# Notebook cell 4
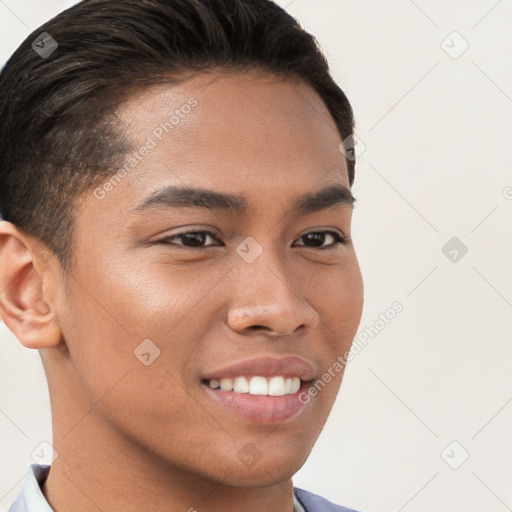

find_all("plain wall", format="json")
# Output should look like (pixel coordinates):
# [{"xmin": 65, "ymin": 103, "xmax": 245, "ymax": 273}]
[{"xmin": 1, "ymin": 1, "xmax": 511, "ymax": 511}]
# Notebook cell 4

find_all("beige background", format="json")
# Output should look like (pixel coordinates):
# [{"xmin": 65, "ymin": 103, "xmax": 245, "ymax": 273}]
[{"xmin": 1, "ymin": 1, "xmax": 511, "ymax": 511}]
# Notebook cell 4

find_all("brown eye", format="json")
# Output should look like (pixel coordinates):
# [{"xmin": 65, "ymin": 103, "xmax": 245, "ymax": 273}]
[
  {"xmin": 293, "ymin": 231, "xmax": 347, "ymax": 249},
  {"xmin": 157, "ymin": 230, "xmax": 221, "ymax": 248}
]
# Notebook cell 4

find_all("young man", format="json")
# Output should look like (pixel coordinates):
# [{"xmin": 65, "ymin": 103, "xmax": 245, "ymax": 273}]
[{"xmin": 0, "ymin": 1, "xmax": 364, "ymax": 511}]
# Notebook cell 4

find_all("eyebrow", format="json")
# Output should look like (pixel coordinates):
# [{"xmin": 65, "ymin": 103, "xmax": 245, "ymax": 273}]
[{"xmin": 131, "ymin": 183, "xmax": 355, "ymax": 216}]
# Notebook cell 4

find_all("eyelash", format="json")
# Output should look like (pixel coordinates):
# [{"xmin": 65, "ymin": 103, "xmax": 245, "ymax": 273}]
[{"xmin": 156, "ymin": 229, "xmax": 349, "ymax": 250}]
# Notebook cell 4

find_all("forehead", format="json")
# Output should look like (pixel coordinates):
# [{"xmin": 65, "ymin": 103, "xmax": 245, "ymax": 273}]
[
  {"xmin": 120, "ymin": 71, "xmax": 346, "ymax": 174},
  {"xmin": 120, "ymin": 69, "xmax": 337, "ymax": 137},
  {"xmin": 86, "ymin": 71, "xmax": 350, "ymax": 222}
]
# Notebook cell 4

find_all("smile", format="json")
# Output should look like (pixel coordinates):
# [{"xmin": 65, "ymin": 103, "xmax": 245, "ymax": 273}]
[
  {"xmin": 206, "ymin": 375, "xmax": 302, "ymax": 396},
  {"xmin": 200, "ymin": 356, "xmax": 316, "ymax": 424}
]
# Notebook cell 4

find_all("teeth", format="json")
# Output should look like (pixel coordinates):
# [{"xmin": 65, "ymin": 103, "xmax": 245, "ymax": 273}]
[
  {"xmin": 208, "ymin": 379, "xmax": 220, "ymax": 389},
  {"xmin": 268, "ymin": 376, "xmax": 286, "ymax": 396},
  {"xmin": 206, "ymin": 376, "xmax": 302, "ymax": 396},
  {"xmin": 233, "ymin": 376, "xmax": 249, "ymax": 393},
  {"xmin": 219, "ymin": 378, "xmax": 233, "ymax": 391},
  {"xmin": 249, "ymin": 376, "xmax": 268, "ymax": 395},
  {"xmin": 290, "ymin": 377, "xmax": 301, "ymax": 393}
]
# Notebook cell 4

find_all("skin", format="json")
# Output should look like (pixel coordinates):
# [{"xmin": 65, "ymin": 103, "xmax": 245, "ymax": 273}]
[{"xmin": 0, "ymin": 70, "xmax": 363, "ymax": 512}]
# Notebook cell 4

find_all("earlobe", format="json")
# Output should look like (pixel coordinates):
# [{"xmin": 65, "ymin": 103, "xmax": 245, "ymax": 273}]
[{"xmin": 0, "ymin": 221, "xmax": 62, "ymax": 349}]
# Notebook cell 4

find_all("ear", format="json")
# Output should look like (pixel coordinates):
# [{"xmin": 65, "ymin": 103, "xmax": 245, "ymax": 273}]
[{"xmin": 0, "ymin": 220, "xmax": 62, "ymax": 349}]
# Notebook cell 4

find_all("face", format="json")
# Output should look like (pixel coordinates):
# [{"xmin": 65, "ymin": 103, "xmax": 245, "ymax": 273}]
[{"xmin": 52, "ymin": 71, "xmax": 363, "ymax": 487}]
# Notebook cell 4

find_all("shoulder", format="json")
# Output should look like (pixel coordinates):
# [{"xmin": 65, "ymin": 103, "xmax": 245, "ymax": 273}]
[{"xmin": 294, "ymin": 487, "xmax": 362, "ymax": 512}]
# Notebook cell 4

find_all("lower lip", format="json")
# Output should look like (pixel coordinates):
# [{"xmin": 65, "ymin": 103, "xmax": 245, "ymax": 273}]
[{"xmin": 202, "ymin": 381, "xmax": 313, "ymax": 424}]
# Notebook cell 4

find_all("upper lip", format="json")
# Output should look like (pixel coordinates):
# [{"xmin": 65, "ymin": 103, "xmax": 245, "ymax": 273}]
[{"xmin": 201, "ymin": 355, "xmax": 315, "ymax": 381}]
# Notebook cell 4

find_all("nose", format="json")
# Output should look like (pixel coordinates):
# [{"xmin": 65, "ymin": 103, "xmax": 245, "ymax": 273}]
[{"xmin": 226, "ymin": 256, "xmax": 319, "ymax": 337}]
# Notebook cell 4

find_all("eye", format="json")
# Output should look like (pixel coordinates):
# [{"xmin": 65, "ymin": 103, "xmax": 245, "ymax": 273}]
[
  {"xmin": 292, "ymin": 231, "xmax": 349, "ymax": 249},
  {"xmin": 155, "ymin": 229, "xmax": 349, "ymax": 250},
  {"xmin": 156, "ymin": 230, "xmax": 221, "ymax": 248}
]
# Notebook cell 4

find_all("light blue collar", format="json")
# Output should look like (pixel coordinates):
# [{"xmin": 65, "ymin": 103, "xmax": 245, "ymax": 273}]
[{"xmin": 8, "ymin": 464, "xmax": 52, "ymax": 512}]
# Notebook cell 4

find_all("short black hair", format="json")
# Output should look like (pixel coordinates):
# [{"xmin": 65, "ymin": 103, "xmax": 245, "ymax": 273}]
[{"xmin": 0, "ymin": 0, "xmax": 356, "ymax": 272}]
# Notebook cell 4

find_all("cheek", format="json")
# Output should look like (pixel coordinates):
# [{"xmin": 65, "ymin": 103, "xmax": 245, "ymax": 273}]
[
  {"xmin": 58, "ymin": 256, "xmax": 228, "ymax": 398},
  {"xmin": 294, "ymin": 256, "xmax": 363, "ymax": 404},
  {"xmin": 335, "ymin": 260, "xmax": 364, "ymax": 330},
  {"xmin": 305, "ymin": 255, "xmax": 364, "ymax": 336},
  {"xmin": 94, "ymin": 367, "xmax": 208, "ymax": 445},
  {"xmin": 56, "ymin": 268, "xmax": 224, "ymax": 463}
]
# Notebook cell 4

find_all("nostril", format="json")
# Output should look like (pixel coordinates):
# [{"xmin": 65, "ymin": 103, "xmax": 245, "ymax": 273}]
[{"xmin": 247, "ymin": 325, "xmax": 268, "ymax": 330}]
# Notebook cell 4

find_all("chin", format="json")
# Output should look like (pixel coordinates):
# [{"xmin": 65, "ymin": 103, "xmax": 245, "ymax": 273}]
[
  {"xmin": 215, "ymin": 463, "xmax": 299, "ymax": 488},
  {"xmin": 171, "ymin": 446, "xmax": 308, "ymax": 489},
  {"xmin": 220, "ymin": 446, "xmax": 309, "ymax": 488}
]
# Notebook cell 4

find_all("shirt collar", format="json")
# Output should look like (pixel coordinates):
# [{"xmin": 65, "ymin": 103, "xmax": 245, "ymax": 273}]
[
  {"xmin": 293, "ymin": 491, "xmax": 307, "ymax": 512},
  {"xmin": 8, "ymin": 464, "xmax": 53, "ymax": 512}
]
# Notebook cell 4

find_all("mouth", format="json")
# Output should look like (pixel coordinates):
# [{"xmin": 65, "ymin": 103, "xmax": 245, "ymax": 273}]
[
  {"xmin": 203, "ymin": 375, "xmax": 304, "ymax": 396},
  {"xmin": 200, "ymin": 356, "xmax": 316, "ymax": 424}
]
